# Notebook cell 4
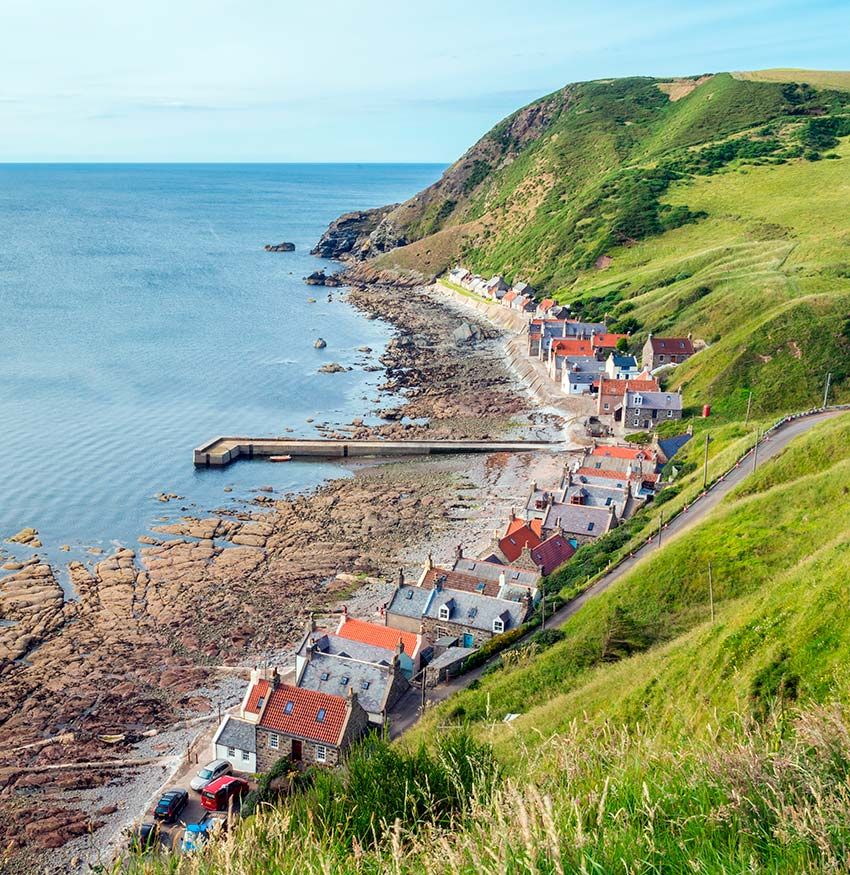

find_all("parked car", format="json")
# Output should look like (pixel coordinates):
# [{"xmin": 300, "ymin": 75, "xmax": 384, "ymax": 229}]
[
  {"xmin": 127, "ymin": 822, "xmax": 161, "ymax": 852},
  {"xmin": 190, "ymin": 759, "xmax": 232, "ymax": 792},
  {"xmin": 153, "ymin": 788, "xmax": 189, "ymax": 822},
  {"xmin": 200, "ymin": 776, "xmax": 249, "ymax": 812}
]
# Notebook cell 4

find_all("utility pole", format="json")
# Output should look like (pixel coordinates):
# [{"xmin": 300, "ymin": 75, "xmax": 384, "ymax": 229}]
[
  {"xmin": 702, "ymin": 431, "xmax": 710, "ymax": 489},
  {"xmin": 752, "ymin": 428, "xmax": 760, "ymax": 473},
  {"xmin": 824, "ymin": 372, "xmax": 832, "ymax": 408},
  {"xmin": 744, "ymin": 391, "xmax": 753, "ymax": 425},
  {"xmin": 657, "ymin": 510, "xmax": 664, "ymax": 549},
  {"xmin": 708, "ymin": 561, "xmax": 715, "ymax": 622}
]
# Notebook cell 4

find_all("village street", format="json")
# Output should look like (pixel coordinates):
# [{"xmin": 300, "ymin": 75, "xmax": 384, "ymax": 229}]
[{"xmin": 389, "ymin": 408, "xmax": 841, "ymax": 737}]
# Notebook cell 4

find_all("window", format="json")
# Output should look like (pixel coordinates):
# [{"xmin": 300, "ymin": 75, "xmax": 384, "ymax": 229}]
[
  {"xmin": 633, "ymin": 419, "xmax": 639, "ymax": 427},
  {"xmin": 256, "ymin": 697, "xmax": 264, "ymax": 710},
  {"xmin": 605, "ymin": 497, "xmax": 612, "ymax": 506},
  {"xmin": 316, "ymin": 708, "xmax": 326, "ymax": 723},
  {"xmin": 361, "ymin": 681, "xmax": 370, "ymax": 690},
  {"xmin": 284, "ymin": 700, "xmax": 294, "ymax": 715},
  {"xmin": 438, "ymin": 604, "xmax": 450, "ymax": 621},
  {"xmin": 594, "ymin": 462, "xmax": 602, "ymax": 469},
  {"xmin": 404, "ymin": 589, "xmax": 414, "ymax": 600},
  {"xmin": 241, "ymin": 749, "xmax": 249, "ymax": 761},
  {"xmin": 340, "ymin": 675, "xmax": 349, "ymax": 685},
  {"xmin": 603, "ymin": 402, "xmax": 610, "ymax": 411},
  {"xmin": 320, "ymin": 672, "xmax": 329, "ymax": 681},
  {"xmin": 587, "ymin": 522, "xmax": 595, "ymax": 532},
  {"xmin": 492, "ymin": 618, "xmax": 505, "ymax": 634},
  {"xmin": 316, "ymin": 744, "xmax": 328, "ymax": 763},
  {"xmin": 227, "ymin": 747, "xmax": 236, "ymax": 758},
  {"xmin": 269, "ymin": 733, "xmax": 279, "ymax": 750},
  {"xmin": 667, "ymin": 409, "xmax": 673, "ymax": 417}
]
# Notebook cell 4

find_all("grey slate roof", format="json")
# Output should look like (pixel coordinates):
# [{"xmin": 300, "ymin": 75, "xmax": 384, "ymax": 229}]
[
  {"xmin": 386, "ymin": 584, "xmax": 433, "ymax": 620},
  {"xmin": 611, "ymin": 354, "xmax": 638, "ymax": 369},
  {"xmin": 298, "ymin": 651, "xmax": 396, "ymax": 715},
  {"xmin": 451, "ymin": 558, "xmax": 539, "ymax": 590},
  {"xmin": 563, "ymin": 483, "xmax": 628, "ymax": 514},
  {"xmin": 297, "ymin": 632, "xmax": 394, "ymax": 665},
  {"xmin": 624, "ymin": 390, "xmax": 683, "ymax": 411},
  {"xmin": 659, "ymin": 432, "xmax": 692, "ymax": 461},
  {"xmin": 423, "ymin": 587, "xmax": 526, "ymax": 633},
  {"xmin": 216, "ymin": 716, "xmax": 256, "ymax": 754},
  {"xmin": 427, "ymin": 646, "xmax": 477, "ymax": 672},
  {"xmin": 543, "ymin": 502, "xmax": 614, "ymax": 537}
]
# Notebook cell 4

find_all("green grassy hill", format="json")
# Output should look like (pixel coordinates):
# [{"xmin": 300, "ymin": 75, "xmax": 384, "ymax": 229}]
[
  {"xmin": 359, "ymin": 70, "xmax": 850, "ymax": 418},
  {"xmin": 124, "ymin": 415, "xmax": 850, "ymax": 874}
]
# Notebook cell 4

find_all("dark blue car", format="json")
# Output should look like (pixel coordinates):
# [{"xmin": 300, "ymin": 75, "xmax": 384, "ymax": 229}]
[{"xmin": 153, "ymin": 788, "xmax": 188, "ymax": 822}]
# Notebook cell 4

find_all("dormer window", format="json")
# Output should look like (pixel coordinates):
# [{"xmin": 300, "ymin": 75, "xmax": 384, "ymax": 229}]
[
  {"xmin": 438, "ymin": 604, "xmax": 450, "ymax": 621},
  {"xmin": 492, "ymin": 618, "xmax": 505, "ymax": 634}
]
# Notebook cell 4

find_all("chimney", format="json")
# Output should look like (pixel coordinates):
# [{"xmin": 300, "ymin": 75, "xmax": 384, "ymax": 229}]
[
  {"xmin": 435, "ymin": 575, "xmax": 443, "ymax": 593},
  {"xmin": 396, "ymin": 638, "xmax": 405, "ymax": 656},
  {"xmin": 455, "ymin": 543, "xmax": 463, "ymax": 560},
  {"xmin": 347, "ymin": 686, "xmax": 355, "ymax": 700},
  {"xmin": 498, "ymin": 571, "xmax": 506, "ymax": 590},
  {"xmin": 510, "ymin": 507, "xmax": 516, "ymax": 521},
  {"xmin": 687, "ymin": 332, "xmax": 693, "ymax": 341},
  {"xmin": 342, "ymin": 605, "xmax": 348, "ymax": 617},
  {"xmin": 426, "ymin": 553, "xmax": 433, "ymax": 570},
  {"xmin": 531, "ymin": 480, "xmax": 537, "ymax": 493},
  {"xmin": 271, "ymin": 667, "xmax": 281, "ymax": 688},
  {"xmin": 398, "ymin": 567, "xmax": 405, "ymax": 586},
  {"xmin": 306, "ymin": 614, "xmax": 316, "ymax": 635}
]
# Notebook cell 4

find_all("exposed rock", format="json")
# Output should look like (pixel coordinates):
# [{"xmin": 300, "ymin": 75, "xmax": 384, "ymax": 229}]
[
  {"xmin": 7, "ymin": 527, "xmax": 42, "ymax": 548},
  {"xmin": 313, "ymin": 337, "xmax": 327, "ymax": 349},
  {"xmin": 311, "ymin": 205, "xmax": 402, "ymax": 260},
  {"xmin": 318, "ymin": 362, "xmax": 348, "ymax": 374},
  {"xmin": 452, "ymin": 321, "xmax": 483, "ymax": 344},
  {"xmin": 305, "ymin": 270, "xmax": 328, "ymax": 286},
  {"xmin": 264, "ymin": 241, "xmax": 295, "ymax": 252}
]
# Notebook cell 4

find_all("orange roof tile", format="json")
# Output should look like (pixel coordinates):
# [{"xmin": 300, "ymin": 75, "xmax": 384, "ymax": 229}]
[
  {"xmin": 245, "ymin": 679, "xmax": 270, "ymax": 714},
  {"xmin": 336, "ymin": 617, "xmax": 420, "ymax": 657},
  {"xmin": 550, "ymin": 338, "xmax": 593, "ymax": 357},
  {"xmin": 598, "ymin": 378, "xmax": 660, "ymax": 397},
  {"xmin": 575, "ymin": 467, "xmax": 630, "ymax": 481},
  {"xmin": 503, "ymin": 290, "xmax": 518, "ymax": 304},
  {"xmin": 592, "ymin": 333, "xmax": 627, "ymax": 348},
  {"xmin": 259, "ymin": 683, "xmax": 350, "ymax": 745},
  {"xmin": 498, "ymin": 518, "xmax": 543, "ymax": 562},
  {"xmin": 539, "ymin": 298, "xmax": 556, "ymax": 310},
  {"xmin": 591, "ymin": 445, "xmax": 649, "ymax": 461},
  {"xmin": 530, "ymin": 534, "xmax": 576, "ymax": 575}
]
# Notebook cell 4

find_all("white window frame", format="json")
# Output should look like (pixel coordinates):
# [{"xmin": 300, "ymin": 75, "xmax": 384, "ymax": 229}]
[
  {"xmin": 227, "ymin": 746, "xmax": 236, "ymax": 758},
  {"xmin": 316, "ymin": 744, "xmax": 328, "ymax": 763},
  {"xmin": 269, "ymin": 733, "xmax": 279, "ymax": 750},
  {"xmin": 492, "ymin": 618, "xmax": 505, "ymax": 634},
  {"xmin": 241, "ymin": 749, "xmax": 249, "ymax": 761},
  {"xmin": 438, "ymin": 605, "xmax": 450, "ymax": 621}
]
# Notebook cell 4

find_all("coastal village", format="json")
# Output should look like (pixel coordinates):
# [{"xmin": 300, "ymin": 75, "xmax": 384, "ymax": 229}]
[{"xmin": 161, "ymin": 265, "xmax": 701, "ymax": 850}]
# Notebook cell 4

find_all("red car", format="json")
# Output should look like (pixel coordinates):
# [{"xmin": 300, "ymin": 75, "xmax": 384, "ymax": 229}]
[{"xmin": 200, "ymin": 776, "xmax": 249, "ymax": 812}]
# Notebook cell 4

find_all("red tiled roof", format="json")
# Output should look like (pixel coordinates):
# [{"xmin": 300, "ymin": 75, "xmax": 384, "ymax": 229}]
[
  {"xmin": 245, "ymin": 679, "xmax": 270, "ymax": 714},
  {"xmin": 550, "ymin": 338, "xmax": 593, "ymax": 357},
  {"xmin": 598, "ymin": 378, "xmax": 660, "ymax": 397},
  {"xmin": 539, "ymin": 298, "xmax": 556, "ymax": 311},
  {"xmin": 259, "ymin": 683, "xmax": 350, "ymax": 745},
  {"xmin": 420, "ymin": 567, "xmax": 502, "ymax": 597},
  {"xmin": 575, "ymin": 467, "xmax": 629, "ymax": 481},
  {"xmin": 498, "ymin": 518, "xmax": 543, "ymax": 563},
  {"xmin": 649, "ymin": 336, "xmax": 695, "ymax": 355},
  {"xmin": 337, "ymin": 617, "xmax": 420, "ymax": 657},
  {"xmin": 530, "ymin": 534, "xmax": 576, "ymax": 575},
  {"xmin": 591, "ymin": 445, "xmax": 650, "ymax": 461},
  {"xmin": 503, "ymin": 290, "xmax": 518, "ymax": 304},
  {"xmin": 592, "ymin": 333, "xmax": 627, "ymax": 348}
]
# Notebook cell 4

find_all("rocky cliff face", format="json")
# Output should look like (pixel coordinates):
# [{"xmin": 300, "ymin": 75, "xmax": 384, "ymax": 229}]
[{"xmin": 311, "ymin": 204, "xmax": 405, "ymax": 260}]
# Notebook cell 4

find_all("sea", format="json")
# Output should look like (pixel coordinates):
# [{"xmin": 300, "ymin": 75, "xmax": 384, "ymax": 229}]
[{"xmin": 0, "ymin": 164, "xmax": 444, "ymax": 578}]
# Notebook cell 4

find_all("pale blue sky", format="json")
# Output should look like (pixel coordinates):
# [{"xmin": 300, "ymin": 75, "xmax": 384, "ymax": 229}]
[{"xmin": 1, "ymin": 0, "xmax": 848, "ymax": 162}]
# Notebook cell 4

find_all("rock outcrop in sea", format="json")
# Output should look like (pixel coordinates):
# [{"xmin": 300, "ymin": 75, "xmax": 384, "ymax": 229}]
[
  {"xmin": 264, "ymin": 241, "xmax": 295, "ymax": 252},
  {"xmin": 311, "ymin": 205, "xmax": 406, "ymax": 261}
]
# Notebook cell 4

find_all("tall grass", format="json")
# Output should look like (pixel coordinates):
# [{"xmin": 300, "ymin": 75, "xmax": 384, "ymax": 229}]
[{"xmin": 117, "ymin": 705, "xmax": 850, "ymax": 873}]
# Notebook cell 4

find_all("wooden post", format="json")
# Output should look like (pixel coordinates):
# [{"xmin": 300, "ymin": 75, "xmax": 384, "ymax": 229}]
[
  {"xmin": 708, "ymin": 561, "xmax": 715, "ymax": 622},
  {"xmin": 744, "ymin": 391, "xmax": 753, "ymax": 425},
  {"xmin": 702, "ymin": 431, "xmax": 710, "ymax": 489},
  {"xmin": 657, "ymin": 510, "xmax": 664, "ymax": 549},
  {"xmin": 752, "ymin": 428, "xmax": 760, "ymax": 473}
]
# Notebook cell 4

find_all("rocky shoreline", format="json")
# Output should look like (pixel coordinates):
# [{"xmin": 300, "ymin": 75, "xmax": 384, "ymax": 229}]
[{"xmin": 0, "ymin": 272, "xmax": 558, "ymax": 872}]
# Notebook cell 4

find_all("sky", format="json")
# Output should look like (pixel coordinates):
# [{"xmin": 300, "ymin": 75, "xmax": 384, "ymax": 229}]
[{"xmin": 1, "ymin": 0, "xmax": 848, "ymax": 162}]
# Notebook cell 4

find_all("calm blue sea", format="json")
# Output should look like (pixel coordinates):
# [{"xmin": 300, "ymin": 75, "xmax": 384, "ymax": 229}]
[{"xmin": 0, "ymin": 164, "xmax": 443, "ymax": 572}]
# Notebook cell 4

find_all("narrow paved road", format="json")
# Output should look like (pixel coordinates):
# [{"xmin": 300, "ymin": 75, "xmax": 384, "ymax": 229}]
[{"xmin": 389, "ymin": 409, "xmax": 841, "ymax": 737}]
